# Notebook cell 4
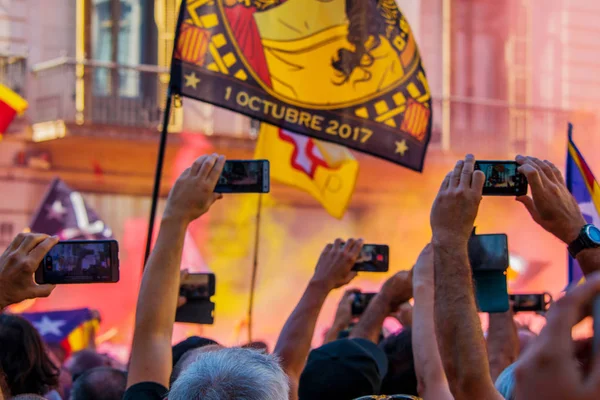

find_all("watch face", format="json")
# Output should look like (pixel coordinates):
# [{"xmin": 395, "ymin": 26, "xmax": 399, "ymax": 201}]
[{"xmin": 586, "ymin": 225, "xmax": 600, "ymax": 244}]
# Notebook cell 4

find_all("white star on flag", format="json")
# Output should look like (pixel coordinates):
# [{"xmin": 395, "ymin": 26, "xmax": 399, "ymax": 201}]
[
  {"xmin": 579, "ymin": 202, "xmax": 600, "ymax": 226},
  {"xmin": 46, "ymin": 200, "xmax": 67, "ymax": 221},
  {"xmin": 33, "ymin": 316, "xmax": 66, "ymax": 336}
]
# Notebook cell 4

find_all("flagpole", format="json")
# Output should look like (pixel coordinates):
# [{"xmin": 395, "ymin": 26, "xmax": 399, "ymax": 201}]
[
  {"xmin": 143, "ymin": 87, "xmax": 173, "ymax": 268},
  {"xmin": 247, "ymin": 193, "xmax": 263, "ymax": 343}
]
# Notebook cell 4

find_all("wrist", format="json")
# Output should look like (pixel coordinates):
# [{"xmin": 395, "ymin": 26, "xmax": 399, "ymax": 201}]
[
  {"xmin": 307, "ymin": 278, "xmax": 333, "ymax": 295},
  {"xmin": 563, "ymin": 220, "xmax": 587, "ymax": 245},
  {"xmin": 161, "ymin": 211, "xmax": 192, "ymax": 228},
  {"xmin": 432, "ymin": 232, "xmax": 469, "ymax": 248}
]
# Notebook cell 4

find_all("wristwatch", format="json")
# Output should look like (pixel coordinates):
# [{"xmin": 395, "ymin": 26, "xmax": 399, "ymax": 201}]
[{"xmin": 568, "ymin": 224, "xmax": 600, "ymax": 258}]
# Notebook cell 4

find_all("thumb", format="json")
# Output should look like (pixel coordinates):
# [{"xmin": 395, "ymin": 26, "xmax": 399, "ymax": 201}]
[
  {"xmin": 516, "ymin": 195, "xmax": 538, "ymax": 218},
  {"xmin": 30, "ymin": 284, "xmax": 56, "ymax": 299}
]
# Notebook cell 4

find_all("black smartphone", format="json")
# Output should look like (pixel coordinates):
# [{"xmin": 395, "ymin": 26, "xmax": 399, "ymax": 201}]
[
  {"xmin": 509, "ymin": 293, "xmax": 552, "ymax": 313},
  {"xmin": 352, "ymin": 244, "xmax": 389, "ymax": 272},
  {"xmin": 176, "ymin": 273, "xmax": 216, "ymax": 325},
  {"xmin": 474, "ymin": 161, "xmax": 528, "ymax": 196},
  {"xmin": 214, "ymin": 160, "xmax": 270, "ymax": 193},
  {"xmin": 468, "ymin": 233, "xmax": 509, "ymax": 272},
  {"xmin": 35, "ymin": 240, "xmax": 119, "ymax": 284},
  {"xmin": 469, "ymin": 233, "xmax": 509, "ymax": 313},
  {"xmin": 179, "ymin": 273, "xmax": 216, "ymax": 300},
  {"xmin": 351, "ymin": 292, "xmax": 377, "ymax": 316}
]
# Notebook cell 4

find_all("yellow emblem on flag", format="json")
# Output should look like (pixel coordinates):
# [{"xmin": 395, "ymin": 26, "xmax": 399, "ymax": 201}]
[{"xmin": 254, "ymin": 123, "xmax": 359, "ymax": 219}]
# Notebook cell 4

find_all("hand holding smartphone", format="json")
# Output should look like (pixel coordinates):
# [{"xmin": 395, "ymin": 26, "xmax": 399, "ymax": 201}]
[
  {"xmin": 475, "ymin": 161, "xmax": 528, "ymax": 196},
  {"xmin": 176, "ymin": 273, "xmax": 216, "ymax": 325},
  {"xmin": 509, "ymin": 293, "xmax": 552, "ymax": 313},
  {"xmin": 35, "ymin": 240, "xmax": 120, "ymax": 284},
  {"xmin": 351, "ymin": 292, "xmax": 377, "ymax": 316},
  {"xmin": 214, "ymin": 160, "xmax": 270, "ymax": 193}
]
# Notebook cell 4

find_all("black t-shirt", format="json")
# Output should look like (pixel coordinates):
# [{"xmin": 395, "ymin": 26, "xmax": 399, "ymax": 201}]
[{"xmin": 123, "ymin": 382, "xmax": 168, "ymax": 400}]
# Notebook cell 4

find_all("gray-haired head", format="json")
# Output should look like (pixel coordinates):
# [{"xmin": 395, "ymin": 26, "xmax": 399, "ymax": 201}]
[
  {"xmin": 495, "ymin": 362, "xmax": 518, "ymax": 400},
  {"xmin": 169, "ymin": 347, "xmax": 289, "ymax": 400}
]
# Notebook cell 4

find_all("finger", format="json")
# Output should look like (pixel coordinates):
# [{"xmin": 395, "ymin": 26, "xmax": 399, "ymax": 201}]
[
  {"xmin": 471, "ymin": 170, "xmax": 486, "ymax": 192},
  {"xmin": 180, "ymin": 269, "xmax": 190, "ymax": 281},
  {"xmin": 346, "ymin": 238, "xmax": 363, "ymax": 256},
  {"xmin": 460, "ymin": 154, "xmax": 475, "ymax": 188},
  {"xmin": 27, "ymin": 236, "xmax": 59, "ymax": 269},
  {"xmin": 191, "ymin": 155, "xmax": 209, "ymax": 175},
  {"xmin": 207, "ymin": 155, "xmax": 226, "ymax": 187},
  {"xmin": 544, "ymin": 160, "xmax": 565, "ymax": 184},
  {"xmin": 198, "ymin": 154, "xmax": 218, "ymax": 178},
  {"xmin": 529, "ymin": 157, "xmax": 555, "ymax": 182},
  {"xmin": 439, "ymin": 172, "xmax": 452, "ymax": 191},
  {"xmin": 323, "ymin": 243, "xmax": 333, "ymax": 254},
  {"xmin": 29, "ymin": 284, "xmax": 56, "ymax": 299},
  {"xmin": 516, "ymin": 195, "xmax": 538, "ymax": 219},
  {"xmin": 177, "ymin": 296, "xmax": 187, "ymax": 308},
  {"xmin": 450, "ymin": 160, "xmax": 464, "ymax": 188},
  {"xmin": 16, "ymin": 233, "xmax": 50, "ymax": 255},
  {"xmin": 6, "ymin": 232, "xmax": 28, "ymax": 253},
  {"xmin": 517, "ymin": 164, "xmax": 544, "ymax": 192},
  {"xmin": 515, "ymin": 154, "xmax": 526, "ymax": 165},
  {"xmin": 333, "ymin": 238, "xmax": 344, "ymax": 250}
]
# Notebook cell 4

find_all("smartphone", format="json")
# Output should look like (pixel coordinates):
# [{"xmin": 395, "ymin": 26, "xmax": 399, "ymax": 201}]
[
  {"xmin": 509, "ymin": 293, "xmax": 552, "ymax": 313},
  {"xmin": 35, "ymin": 240, "xmax": 119, "ymax": 284},
  {"xmin": 473, "ymin": 270, "xmax": 510, "ymax": 313},
  {"xmin": 474, "ymin": 161, "xmax": 528, "ymax": 196},
  {"xmin": 179, "ymin": 273, "xmax": 216, "ymax": 300},
  {"xmin": 176, "ymin": 273, "xmax": 216, "ymax": 325},
  {"xmin": 352, "ymin": 244, "xmax": 389, "ymax": 272},
  {"xmin": 351, "ymin": 292, "xmax": 377, "ymax": 316},
  {"xmin": 214, "ymin": 160, "xmax": 270, "ymax": 193},
  {"xmin": 468, "ymin": 233, "xmax": 509, "ymax": 271}
]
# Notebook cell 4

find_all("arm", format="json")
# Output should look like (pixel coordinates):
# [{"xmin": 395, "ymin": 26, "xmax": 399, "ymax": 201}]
[
  {"xmin": 323, "ymin": 289, "xmax": 358, "ymax": 345},
  {"xmin": 486, "ymin": 310, "xmax": 519, "ymax": 382},
  {"xmin": 412, "ymin": 244, "xmax": 453, "ymax": 400},
  {"xmin": 350, "ymin": 270, "xmax": 412, "ymax": 343},
  {"xmin": 274, "ymin": 239, "xmax": 362, "ymax": 400},
  {"xmin": 127, "ymin": 154, "xmax": 225, "ymax": 389},
  {"xmin": 431, "ymin": 155, "xmax": 503, "ymax": 400},
  {"xmin": 515, "ymin": 155, "xmax": 600, "ymax": 277}
]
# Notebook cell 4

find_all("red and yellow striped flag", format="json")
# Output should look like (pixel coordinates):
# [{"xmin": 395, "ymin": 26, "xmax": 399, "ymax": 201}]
[{"xmin": 0, "ymin": 83, "xmax": 28, "ymax": 140}]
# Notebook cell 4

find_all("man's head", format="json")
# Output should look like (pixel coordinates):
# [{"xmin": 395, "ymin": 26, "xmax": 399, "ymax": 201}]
[
  {"xmin": 378, "ymin": 329, "xmax": 418, "ymax": 396},
  {"xmin": 64, "ymin": 350, "xmax": 112, "ymax": 382},
  {"xmin": 0, "ymin": 314, "xmax": 59, "ymax": 396},
  {"xmin": 169, "ymin": 347, "xmax": 289, "ymax": 400},
  {"xmin": 69, "ymin": 367, "xmax": 126, "ymax": 400}
]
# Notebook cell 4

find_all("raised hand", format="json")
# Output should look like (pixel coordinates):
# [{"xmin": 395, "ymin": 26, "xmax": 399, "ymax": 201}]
[
  {"xmin": 311, "ymin": 239, "xmax": 363, "ymax": 291},
  {"xmin": 163, "ymin": 154, "xmax": 226, "ymax": 224},
  {"xmin": 430, "ymin": 154, "xmax": 485, "ymax": 245},
  {"xmin": 516, "ymin": 155, "xmax": 586, "ymax": 244},
  {"xmin": 333, "ymin": 288, "xmax": 360, "ymax": 327},
  {"xmin": 514, "ymin": 272, "xmax": 600, "ymax": 400},
  {"xmin": 0, "ymin": 233, "xmax": 59, "ymax": 309}
]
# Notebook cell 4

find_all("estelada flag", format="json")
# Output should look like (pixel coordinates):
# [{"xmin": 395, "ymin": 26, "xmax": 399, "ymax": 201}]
[
  {"xmin": 0, "ymin": 83, "xmax": 28, "ymax": 139},
  {"xmin": 21, "ymin": 308, "xmax": 99, "ymax": 357},
  {"xmin": 566, "ymin": 123, "xmax": 600, "ymax": 285},
  {"xmin": 170, "ymin": 0, "xmax": 432, "ymax": 171},
  {"xmin": 255, "ymin": 123, "xmax": 358, "ymax": 218}
]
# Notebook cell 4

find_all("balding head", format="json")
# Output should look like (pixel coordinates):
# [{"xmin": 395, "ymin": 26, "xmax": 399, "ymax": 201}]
[{"xmin": 69, "ymin": 367, "xmax": 126, "ymax": 400}]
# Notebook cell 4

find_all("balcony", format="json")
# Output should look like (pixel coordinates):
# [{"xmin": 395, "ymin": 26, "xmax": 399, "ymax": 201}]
[{"xmin": 29, "ymin": 58, "xmax": 174, "ymax": 139}]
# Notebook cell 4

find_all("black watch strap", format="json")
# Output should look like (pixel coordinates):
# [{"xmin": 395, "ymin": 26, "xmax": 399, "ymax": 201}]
[{"xmin": 568, "ymin": 235, "xmax": 587, "ymax": 258}]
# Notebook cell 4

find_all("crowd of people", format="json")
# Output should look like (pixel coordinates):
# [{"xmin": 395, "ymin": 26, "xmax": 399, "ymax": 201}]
[{"xmin": 0, "ymin": 153, "xmax": 599, "ymax": 399}]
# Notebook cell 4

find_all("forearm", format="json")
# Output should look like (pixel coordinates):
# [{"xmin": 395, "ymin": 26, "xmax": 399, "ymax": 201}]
[
  {"xmin": 487, "ymin": 312, "xmax": 519, "ymax": 382},
  {"xmin": 274, "ymin": 281, "xmax": 330, "ymax": 380},
  {"xmin": 576, "ymin": 248, "xmax": 600, "ymax": 278},
  {"xmin": 413, "ymin": 285, "xmax": 452, "ymax": 400},
  {"xmin": 133, "ymin": 216, "xmax": 187, "ymax": 334},
  {"xmin": 433, "ymin": 240, "xmax": 497, "ymax": 400},
  {"xmin": 349, "ymin": 295, "xmax": 391, "ymax": 343},
  {"xmin": 323, "ymin": 321, "xmax": 347, "ymax": 344}
]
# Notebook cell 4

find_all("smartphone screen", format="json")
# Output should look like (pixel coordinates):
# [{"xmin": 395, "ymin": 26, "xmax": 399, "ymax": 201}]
[
  {"xmin": 180, "ymin": 273, "xmax": 215, "ymax": 300},
  {"xmin": 36, "ymin": 240, "xmax": 119, "ymax": 284},
  {"xmin": 214, "ymin": 160, "xmax": 270, "ymax": 193},
  {"xmin": 352, "ymin": 244, "xmax": 389, "ymax": 272},
  {"xmin": 473, "ymin": 270, "xmax": 510, "ymax": 313},
  {"xmin": 468, "ymin": 234, "xmax": 509, "ymax": 271},
  {"xmin": 352, "ymin": 292, "xmax": 377, "ymax": 316},
  {"xmin": 475, "ymin": 161, "xmax": 528, "ymax": 196},
  {"xmin": 509, "ymin": 293, "xmax": 551, "ymax": 313}
]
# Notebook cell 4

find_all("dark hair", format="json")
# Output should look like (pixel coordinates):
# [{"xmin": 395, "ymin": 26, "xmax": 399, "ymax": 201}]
[
  {"xmin": 0, "ymin": 314, "xmax": 60, "ymax": 396},
  {"xmin": 70, "ymin": 367, "xmax": 127, "ymax": 400},
  {"xmin": 65, "ymin": 349, "xmax": 109, "ymax": 382},
  {"xmin": 378, "ymin": 329, "xmax": 418, "ymax": 396},
  {"xmin": 331, "ymin": 0, "xmax": 385, "ymax": 86}
]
